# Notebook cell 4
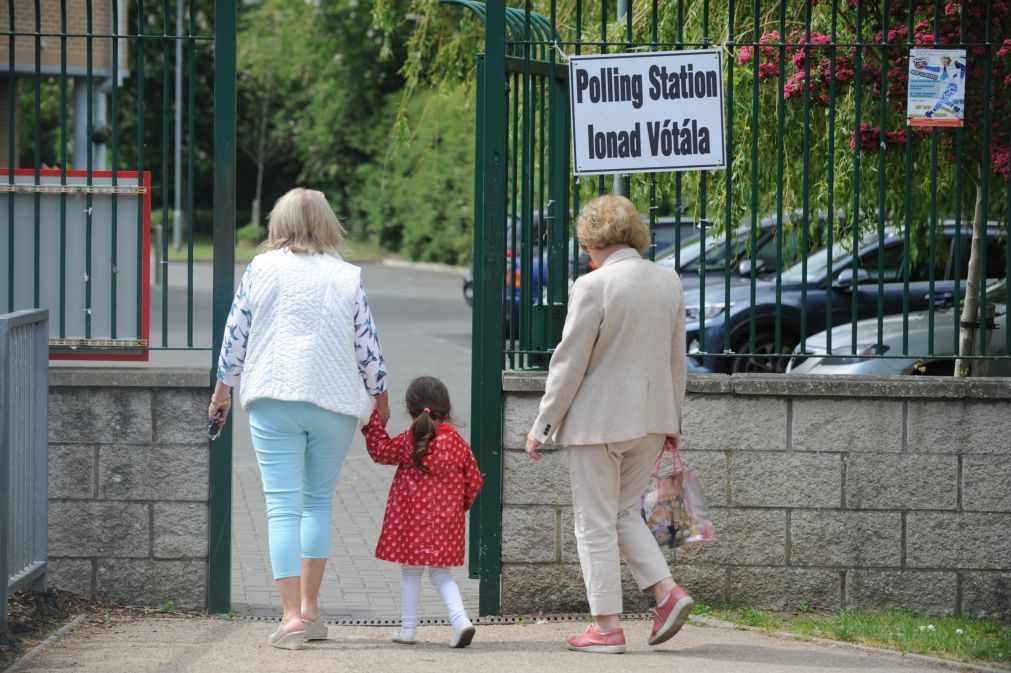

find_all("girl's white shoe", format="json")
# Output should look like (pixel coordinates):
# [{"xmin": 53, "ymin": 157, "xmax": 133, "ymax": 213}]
[
  {"xmin": 449, "ymin": 618, "xmax": 476, "ymax": 648},
  {"xmin": 392, "ymin": 628, "xmax": 417, "ymax": 644}
]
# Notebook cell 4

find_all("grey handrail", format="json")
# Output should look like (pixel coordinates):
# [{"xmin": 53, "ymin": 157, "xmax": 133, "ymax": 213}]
[{"xmin": 1, "ymin": 309, "xmax": 49, "ymax": 633}]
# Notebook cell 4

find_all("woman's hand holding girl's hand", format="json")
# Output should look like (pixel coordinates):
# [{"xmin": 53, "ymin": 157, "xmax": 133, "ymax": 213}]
[{"xmin": 525, "ymin": 434, "xmax": 543, "ymax": 461}]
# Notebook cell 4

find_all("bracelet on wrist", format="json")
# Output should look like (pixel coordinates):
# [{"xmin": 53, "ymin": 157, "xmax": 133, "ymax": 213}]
[{"xmin": 210, "ymin": 394, "xmax": 231, "ymax": 408}]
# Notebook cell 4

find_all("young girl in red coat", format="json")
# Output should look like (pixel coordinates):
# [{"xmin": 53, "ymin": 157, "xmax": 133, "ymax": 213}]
[{"xmin": 362, "ymin": 376, "xmax": 484, "ymax": 648}]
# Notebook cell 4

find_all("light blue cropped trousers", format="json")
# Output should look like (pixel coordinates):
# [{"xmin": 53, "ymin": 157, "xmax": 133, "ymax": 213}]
[{"xmin": 247, "ymin": 399, "xmax": 357, "ymax": 579}]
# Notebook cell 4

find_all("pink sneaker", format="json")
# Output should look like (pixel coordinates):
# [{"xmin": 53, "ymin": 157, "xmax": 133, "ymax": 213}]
[
  {"xmin": 648, "ymin": 585, "xmax": 694, "ymax": 646},
  {"xmin": 566, "ymin": 625, "xmax": 626, "ymax": 654}
]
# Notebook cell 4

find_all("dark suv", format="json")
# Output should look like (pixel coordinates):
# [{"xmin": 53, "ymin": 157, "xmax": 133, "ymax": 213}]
[{"xmin": 685, "ymin": 223, "xmax": 1008, "ymax": 373}]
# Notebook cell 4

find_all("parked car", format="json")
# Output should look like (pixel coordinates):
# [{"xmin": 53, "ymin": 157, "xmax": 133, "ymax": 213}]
[
  {"xmin": 656, "ymin": 213, "xmax": 831, "ymax": 291},
  {"xmin": 786, "ymin": 279, "xmax": 1009, "ymax": 376},
  {"xmin": 684, "ymin": 222, "xmax": 1008, "ymax": 374}
]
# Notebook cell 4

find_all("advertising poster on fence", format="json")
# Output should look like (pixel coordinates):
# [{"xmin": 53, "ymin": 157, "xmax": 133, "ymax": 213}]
[
  {"xmin": 569, "ymin": 49, "xmax": 726, "ymax": 176},
  {"xmin": 907, "ymin": 48, "xmax": 967, "ymax": 127}
]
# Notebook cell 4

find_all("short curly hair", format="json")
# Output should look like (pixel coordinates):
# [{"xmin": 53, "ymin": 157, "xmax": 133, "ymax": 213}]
[{"xmin": 575, "ymin": 195, "xmax": 650, "ymax": 254}]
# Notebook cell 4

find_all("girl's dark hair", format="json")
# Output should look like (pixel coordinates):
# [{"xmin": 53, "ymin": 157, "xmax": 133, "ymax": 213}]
[{"xmin": 406, "ymin": 376, "xmax": 452, "ymax": 473}]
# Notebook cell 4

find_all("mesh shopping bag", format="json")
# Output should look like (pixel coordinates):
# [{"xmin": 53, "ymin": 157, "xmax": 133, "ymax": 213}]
[{"xmin": 641, "ymin": 437, "xmax": 715, "ymax": 549}]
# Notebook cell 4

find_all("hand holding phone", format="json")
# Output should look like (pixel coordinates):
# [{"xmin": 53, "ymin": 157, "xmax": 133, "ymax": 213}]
[{"xmin": 208, "ymin": 411, "xmax": 225, "ymax": 440}]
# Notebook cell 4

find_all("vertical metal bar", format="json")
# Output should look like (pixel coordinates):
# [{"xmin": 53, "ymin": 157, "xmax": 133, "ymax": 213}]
[
  {"xmin": 851, "ymin": 1, "xmax": 863, "ymax": 351},
  {"xmin": 549, "ymin": 0, "xmax": 569, "ymax": 331},
  {"xmin": 900, "ymin": 0, "xmax": 914, "ymax": 356},
  {"xmin": 475, "ymin": 0, "xmax": 507, "ymax": 616},
  {"xmin": 136, "ymin": 0, "xmax": 146, "ymax": 341},
  {"xmin": 59, "ymin": 0, "xmax": 68, "ymax": 337},
  {"xmin": 468, "ymin": 54, "xmax": 485, "ymax": 580},
  {"xmin": 697, "ymin": 0, "xmax": 710, "ymax": 352},
  {"xmin": 0, "ymin": 315, "xmax": 9, "ymax": 634},
  {"xmin": 875, "ymin": 0, "xmax": 889, "ymax": 353},
  {"xmin": 774, "ymin": 0, "xmax": 786, "ymax": 355},
  {"xmin": 647, "ymin": 0, "xmax": 657, "ymax": 263},
  {"xmin": 674, "ymin": 0, "xmax": 683, "ymax": 270},
  {"xmin": 825, "ymin": 0, "xmax": 839, "ymax": 355},
  {"xmin": 162, "ymin": 0, "xmax": 171, "ymax": 346},
  {"xmin": 6, "ymin": 0, "xmax": 14, "ymax": 314},
  {"xmin": 799, "ymin": 1, "xmax": 813, "ymax": 355},
  {"xmin": 521, "ymin": 4, "xmax": 532, "ymax": 352},
  {"xmin": 509, "ymin": 72, "xmax": 519, "ymax": 363},
  {"xmin": 32, "ymin": 312, "xmax": 47, "ymax": 590},
  {"xmin": 33, "ymin": 0, "xmax": 41, "ymax": 309},
  {"xmin": 927, "ymin": 0, "xmax": 942, "ymax": 355},
  {"xmin": 85, "ymin": 0, "xmax": 94, "ymax": 339},
  {"xmin": 597, "ymin": 0, "xmax": 605, "ymax": 195},
  {"xmin": 747, "ymin": 0, "xmax": 759, "ymax": 353},
  {"xmin": 187, "ymin": 0, "xmax": 196, "ymax": 347},
  {"xmin": 210, "ymin": 0, "xmax": 237, "ymax": 614},
  {"xmin": 110, "ymin": 0, "xmax": 120, "ymax": 339},
  {"xmin": 721, "ymin": 0, "xmax": 735, "ymax": 353},
  {"xmin": 977, "ymin": 1, "xmax": 993, "ymax": 358},
  {"xmin": 951, "ymin": 2, "xmax": 965, "ymax": 353}
]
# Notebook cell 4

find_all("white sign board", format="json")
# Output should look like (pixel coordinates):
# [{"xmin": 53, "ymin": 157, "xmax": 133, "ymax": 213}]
[
  {"xmin": 569, "ymin": 50, "xmax": 726, "ymax": 176},
  {"xmin": 907, "ymin": 48, "xmax": 967, "ymax": 128}
]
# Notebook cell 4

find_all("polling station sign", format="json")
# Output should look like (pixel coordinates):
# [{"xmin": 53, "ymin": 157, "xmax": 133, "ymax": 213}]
[{"xmin": 569, "ymin": 50, "xmax": 726, "ymax": 176}]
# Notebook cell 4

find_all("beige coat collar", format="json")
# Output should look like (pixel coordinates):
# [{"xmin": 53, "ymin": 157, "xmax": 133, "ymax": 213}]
[{"xmin": 600, "ymin": 247, "xmax": 640, "ymax": 267}]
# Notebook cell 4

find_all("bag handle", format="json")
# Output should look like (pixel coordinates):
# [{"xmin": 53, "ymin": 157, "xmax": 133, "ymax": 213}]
[{"xmin": 654, "ymin": 436, "xmax": 686, "ymax": 476}]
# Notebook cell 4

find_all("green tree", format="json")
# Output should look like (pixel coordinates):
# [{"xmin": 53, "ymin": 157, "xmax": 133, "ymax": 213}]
[
  {"xmin": 237, "ymin": 0, "xmax": 319, "ymax": 229},
  {"xmin": 356, "ymin": 86, "xmax": 475, "ymax": 263}
]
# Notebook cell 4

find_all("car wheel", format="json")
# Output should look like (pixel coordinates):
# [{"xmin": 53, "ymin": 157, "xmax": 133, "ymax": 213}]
[{"xmin": 731, "ymin": 331, "xmax": 798, "ymax": 374}]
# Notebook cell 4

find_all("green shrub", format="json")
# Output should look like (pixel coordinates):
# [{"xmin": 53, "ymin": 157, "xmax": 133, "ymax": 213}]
[{"xmin": 236, "ymin": 222, "xmax": 266, "ymax": 245}]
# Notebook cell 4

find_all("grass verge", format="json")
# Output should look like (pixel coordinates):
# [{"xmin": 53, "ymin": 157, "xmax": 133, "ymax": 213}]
[{"xmin": 693, "ymin": 604, "xmax": 1011, "ymax": 666}]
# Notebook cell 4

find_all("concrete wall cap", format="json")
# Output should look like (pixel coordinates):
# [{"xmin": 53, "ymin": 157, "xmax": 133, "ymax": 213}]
[
  {"xmin": 502, "ymin": 371, "xmax": 548, "ymax": 392},
  {"xmin": 504, "ymin": 370, "xmax": 1011, "ymax": 399},
  {"xmin": 49, "ymin": 366, "xmax": 209, "ymax": 389}
]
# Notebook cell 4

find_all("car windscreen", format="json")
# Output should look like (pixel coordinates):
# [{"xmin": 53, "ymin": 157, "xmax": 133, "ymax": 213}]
[{"xmin": 780, "ymin": 242, "xmax": 853, "ymax": 283}]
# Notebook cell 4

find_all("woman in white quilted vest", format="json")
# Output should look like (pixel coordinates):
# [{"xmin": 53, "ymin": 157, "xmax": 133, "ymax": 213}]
[{"xmin": 208, "ymin": 187, "xmax": 389, "ymax": 650}]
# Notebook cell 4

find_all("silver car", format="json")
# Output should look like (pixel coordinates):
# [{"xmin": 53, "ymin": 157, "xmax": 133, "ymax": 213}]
[{"xmin": 787, "ymin": 280, "xmax": 1009, "ymax": 376}]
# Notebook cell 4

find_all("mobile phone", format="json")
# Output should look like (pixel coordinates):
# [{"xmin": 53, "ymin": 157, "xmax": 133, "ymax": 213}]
[{"xmin": 208, "ymin": 413, "xmax": 224, "ymax": 440}]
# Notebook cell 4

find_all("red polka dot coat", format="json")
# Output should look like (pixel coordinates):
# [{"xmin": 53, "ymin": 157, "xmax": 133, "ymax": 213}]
[{"xmin": 362, "ymin": 410, "xmax": 484, "ymax": 567}]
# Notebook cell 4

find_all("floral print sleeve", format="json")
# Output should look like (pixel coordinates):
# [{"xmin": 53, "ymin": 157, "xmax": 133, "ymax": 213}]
[
  {"xmin": 216, "ymin": 264, "xmax": 253, "ymax": 386},
  {"xmin": 355, "ymin": 281, "xmax": 387, "ymax": 395}
]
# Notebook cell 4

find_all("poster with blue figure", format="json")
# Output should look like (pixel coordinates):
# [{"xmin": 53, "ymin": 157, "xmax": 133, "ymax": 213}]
[{"xmin": 907, "ymin": 48, "xmax": 967, "ymax": 127}]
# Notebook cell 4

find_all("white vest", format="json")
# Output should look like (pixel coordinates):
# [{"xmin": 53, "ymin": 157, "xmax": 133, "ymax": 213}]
[{"xmin": 239, "ymin": 250, "xmax": 374, "ymax": 425}]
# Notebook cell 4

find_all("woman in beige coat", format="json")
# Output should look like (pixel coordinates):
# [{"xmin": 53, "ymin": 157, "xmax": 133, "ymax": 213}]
[{"xmin": 525, "ymin": 195, "xmax": 692, "ymax": 654}]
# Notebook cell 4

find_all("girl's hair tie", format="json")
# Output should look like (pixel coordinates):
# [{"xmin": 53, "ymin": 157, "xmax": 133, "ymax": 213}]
[{"xmin": 423, "ymin": 407, "xmax": 431, "ymax": 415}]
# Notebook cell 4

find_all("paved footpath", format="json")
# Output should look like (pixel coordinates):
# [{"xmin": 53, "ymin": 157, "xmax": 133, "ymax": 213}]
[
  {"xmin": 229, "ymin": 264, "xmax": 478, "ymax": 620},
  {"xmin": 14, "ymin": 616, "xmax": 978, "ymax": 673}
]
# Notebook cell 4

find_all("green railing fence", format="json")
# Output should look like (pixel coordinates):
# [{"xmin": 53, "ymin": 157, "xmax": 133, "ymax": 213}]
[
  {"xmin": 464, "ymin": 0, "xmax": 1010, "ymax": 614},
  {"xmin": 1, "ymin": 0, "xmax": 236, "ymax": 611}
]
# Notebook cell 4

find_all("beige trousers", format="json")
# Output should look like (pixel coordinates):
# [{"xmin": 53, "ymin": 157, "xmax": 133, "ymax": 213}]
[{"xmin": 568, "ymin": 433, "xmax": 673, "ymax": 616}]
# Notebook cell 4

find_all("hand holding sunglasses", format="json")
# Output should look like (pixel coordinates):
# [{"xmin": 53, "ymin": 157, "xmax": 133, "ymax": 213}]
[{"xmin": 208, "ymin": 393, "xmax": 232, "ymax": 441}]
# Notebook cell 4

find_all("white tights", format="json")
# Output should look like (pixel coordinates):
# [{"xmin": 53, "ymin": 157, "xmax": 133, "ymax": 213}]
[{"xmin": 400, "ymin": 565, "xmax": 469, "ymax": 629}]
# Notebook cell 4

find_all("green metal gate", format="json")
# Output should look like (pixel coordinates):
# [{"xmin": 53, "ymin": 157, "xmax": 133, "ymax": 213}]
[
  {"xmin": 1, "ymin": 0, "xmax": 237, "ymax": 612},
  {"xmin": 461, "ymin": 0, "xmax": 1010, "ymax": 616}
]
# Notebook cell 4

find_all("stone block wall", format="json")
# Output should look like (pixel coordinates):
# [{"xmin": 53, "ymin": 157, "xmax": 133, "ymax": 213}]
[
  {"xmin": 501, "ymin": 372, "xmax": 1011, "ymax": 619},
  {"xmin": 47, "ymin": 367, "xmax": 210, "ymax": 609}
]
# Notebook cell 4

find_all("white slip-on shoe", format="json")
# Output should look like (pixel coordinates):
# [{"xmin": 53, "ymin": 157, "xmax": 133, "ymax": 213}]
[
  {"xmin": 449, "ymin": 619, "xmax": 476, "ymax": 648},
  {"xmin": 302, "ymin": 619, "xmax": 328, "ymax": 641},
  {"xmin": 392, "ymin": 627, "xmax": 417, "ymax": 644},
  {"xmin": 267, "ymin": 623, "xmax": 305, "ymax": 650}
]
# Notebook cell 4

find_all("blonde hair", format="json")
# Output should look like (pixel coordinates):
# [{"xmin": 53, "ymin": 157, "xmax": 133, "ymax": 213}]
[
  {"xmin": 261, "ymin": 187, "xmax": 346, "ymax": 253},
  {"xmin": 575, "ymin": 195, "xmax": 650, "ymax": 254}
]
